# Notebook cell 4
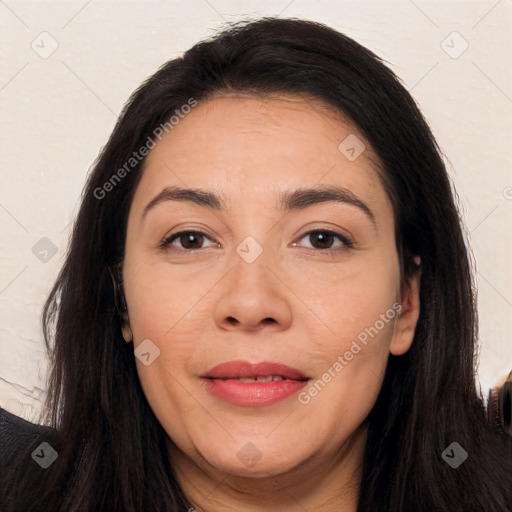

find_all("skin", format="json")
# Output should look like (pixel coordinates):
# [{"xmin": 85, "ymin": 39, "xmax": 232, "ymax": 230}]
[{"xmin": 121, "ymin": 94, "xmax": 420, "ymax": 511}]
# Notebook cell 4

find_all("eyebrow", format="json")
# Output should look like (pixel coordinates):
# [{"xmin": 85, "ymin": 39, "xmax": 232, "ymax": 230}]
[{"xmin": 142, "ymin": 185, "xmax": 376, "ymax": 225}]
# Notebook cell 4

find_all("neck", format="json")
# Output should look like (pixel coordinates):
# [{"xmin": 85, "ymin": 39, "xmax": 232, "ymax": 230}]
[{"xmin": 168, "ymin": 423, "xmax": 367, "ymax": 512}]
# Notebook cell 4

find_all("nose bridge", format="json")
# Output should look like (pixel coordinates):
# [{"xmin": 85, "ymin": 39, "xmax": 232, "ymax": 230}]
[
  {"xmin": 213, "ymin": 233, "xmax": 292, "ymax": 331},
  {"xmin": 229, "ymin": 234, "xmax": 277, "ymax": 298},
  {"xmin": 235, "ymin": 234, "xmax": 267, "ymax": 266}
]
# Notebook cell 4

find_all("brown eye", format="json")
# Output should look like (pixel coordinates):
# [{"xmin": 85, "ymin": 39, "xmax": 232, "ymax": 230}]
[
  {"xmin": 309, "ymin": 231, "xmax": 335, "ymax": 249},
  {"xmin": 178, "ymin": 232, "xmax": 205, "ymax": 250},
  {"xmin": 162, "ymin": 231, "xmax": 215, "ymax": 251},
  {"xmin": 293, "ymin": 230, "xmax": 353, "ymax": 253}
]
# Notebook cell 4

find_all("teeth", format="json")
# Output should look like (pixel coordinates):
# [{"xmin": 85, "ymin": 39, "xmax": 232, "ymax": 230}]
[{"xmin": 236, "ymin": 375, "xmax": 286, "ymax": 382}]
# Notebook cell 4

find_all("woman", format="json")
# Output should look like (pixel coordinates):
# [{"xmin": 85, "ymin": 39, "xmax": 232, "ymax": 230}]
[{"xmin": 1, "ymin": 17, "xmax": 511, "ymax": 512}]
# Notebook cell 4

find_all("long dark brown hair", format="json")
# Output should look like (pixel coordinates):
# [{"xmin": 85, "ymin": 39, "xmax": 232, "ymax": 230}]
[{"xmin": 3, "ymin": 17, "xmax": 511, "ymax": 511}]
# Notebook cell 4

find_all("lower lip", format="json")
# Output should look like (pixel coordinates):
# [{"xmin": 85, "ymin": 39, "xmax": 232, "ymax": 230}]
[{"xmin": 203, "ymin": 378, "xmax": 309, "ymax": 406}]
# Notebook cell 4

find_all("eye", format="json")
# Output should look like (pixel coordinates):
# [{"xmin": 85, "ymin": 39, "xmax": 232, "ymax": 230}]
[
  {"xmin": 160, "ymin": 230, "xmax": 217, "ymax": 252},
  {"xmin": 292, "ymin": 229, "xmax": 353, "ymax": 253}
]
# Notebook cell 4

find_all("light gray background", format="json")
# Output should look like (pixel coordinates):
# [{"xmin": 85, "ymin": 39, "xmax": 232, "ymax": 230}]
[{"xmin": 1, "ymin": 0, "xmax": 511, "ymax": 422}]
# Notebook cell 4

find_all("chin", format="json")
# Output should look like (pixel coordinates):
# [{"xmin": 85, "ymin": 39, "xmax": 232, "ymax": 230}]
[
  {"xmin": 206, "ymin": 453, "xmax": 297, "ymax": 478},
  {"xmin": 193, "ymin": 435, "xmax": 294, "ymax": 472}
]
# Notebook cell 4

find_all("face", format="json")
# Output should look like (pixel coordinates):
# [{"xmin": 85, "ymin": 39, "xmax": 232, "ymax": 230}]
[{"xmin": 121, "ymin": 94, "xmax": 420, "ymax": 481}]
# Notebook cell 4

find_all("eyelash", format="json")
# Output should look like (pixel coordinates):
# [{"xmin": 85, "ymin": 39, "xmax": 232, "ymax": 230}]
[{"xmin": 160, "ymin": 229, "xmax": 354, "ymax": 255}]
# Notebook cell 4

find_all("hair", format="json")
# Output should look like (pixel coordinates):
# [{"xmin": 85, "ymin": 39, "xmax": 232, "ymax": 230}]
[{"xmin": 3, "ymin": 16, "xmax": 511, "ymax": 512}]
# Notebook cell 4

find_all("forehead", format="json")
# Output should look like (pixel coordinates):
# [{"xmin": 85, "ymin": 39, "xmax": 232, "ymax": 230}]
[{"xmin": 134, "ymin": 94, "xmax": 388, "ymax": 215}]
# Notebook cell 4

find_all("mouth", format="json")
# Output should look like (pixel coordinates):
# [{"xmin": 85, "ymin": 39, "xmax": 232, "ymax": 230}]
[{"xmin": 200, "ymin": 360, "xmax": 311, "ymax": 407}]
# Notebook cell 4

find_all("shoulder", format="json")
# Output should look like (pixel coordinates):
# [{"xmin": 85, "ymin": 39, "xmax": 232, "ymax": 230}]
[
  {"xmin": 0, "ymin": 407, "xmax": 61, "ymax": 500},
  {"xmin": 0, "ymin": 406, "xmax": 53, "ymax": 434},
  {"xmin": 0, "ymin": 406, "xmax": 59, "ymax": 458}
]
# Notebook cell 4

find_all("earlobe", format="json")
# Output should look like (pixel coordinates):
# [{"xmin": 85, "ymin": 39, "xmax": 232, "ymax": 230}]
[
  {"xmin": 389, "ymin": 270, "xmax": 421, "ymax": 356},
  {"xmin": 122, "ymin": 324, "xmax": 133, "ymax": 343}
]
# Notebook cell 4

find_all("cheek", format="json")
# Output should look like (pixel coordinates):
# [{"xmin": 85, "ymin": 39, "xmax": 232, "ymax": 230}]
[
  {"xmin": 123, "ymin": 263, "xmax": 219, "ymax": 404},
  {"xmin": 296, "ymin": 312, "xmax": 396, "ymax": 443},
  {"xmin": 296, "ymin": 256, "xmax": 399, "ymax": 414},
  {"xmin": 124, "ymin": 261, "xmax": 213, "ymax": 338},
  {"xmin": 298, "ymin": 258, "xmax": 399, "ymax": 351}
]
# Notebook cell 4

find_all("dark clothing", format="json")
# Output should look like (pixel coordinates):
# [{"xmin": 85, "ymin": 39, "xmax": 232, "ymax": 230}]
[{"xmin": 0, "ymin": 407, "xmax": 61, "ymax": 510}]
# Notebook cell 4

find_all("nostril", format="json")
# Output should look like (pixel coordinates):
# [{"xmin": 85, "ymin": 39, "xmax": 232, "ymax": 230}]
[{"xmin": 226, "ymin": 316, "xmax": 239, "ymax": 325}]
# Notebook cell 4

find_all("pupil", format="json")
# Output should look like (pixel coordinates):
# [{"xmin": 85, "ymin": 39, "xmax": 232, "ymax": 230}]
[
  {"xmin": 313, "ymin": 232, "xmax": 332, "ymax": 249},
  {"xmin": 182, "ymin": 233, "xmax": 202, "ymax": 249}
]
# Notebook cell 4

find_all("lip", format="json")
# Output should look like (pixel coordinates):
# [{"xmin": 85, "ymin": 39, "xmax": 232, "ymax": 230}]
[
  {"xmin": 201, "ymin": 360, "xmax": 310, "ymax": 380},
  {"xmin": 201, "ymin": 360, "xmax": 310, "ymax": 407}
]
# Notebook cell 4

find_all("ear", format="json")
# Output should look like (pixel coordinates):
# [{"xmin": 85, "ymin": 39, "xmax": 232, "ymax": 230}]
[
  {"xmin": 389, "ymin": 269, "xmax": 420, "ymax": 356},
  {"xmin": 121, "ymin": 322, "xmax": 133, "ymax": 343},
  {"xmin": 109, "ymin": 264, "xmax": 133, "ymax": 343}
]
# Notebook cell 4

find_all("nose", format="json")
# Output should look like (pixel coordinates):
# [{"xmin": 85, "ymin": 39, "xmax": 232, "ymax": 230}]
[{"xmin": 212, "ymin": 249, "xmax": 293, "ymax": 333}]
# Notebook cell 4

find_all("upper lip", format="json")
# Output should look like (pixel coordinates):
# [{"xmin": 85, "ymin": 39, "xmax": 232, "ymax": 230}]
[{"xmin": 201, "ymin": 360, "xmax": 310, "ymax": 380}]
